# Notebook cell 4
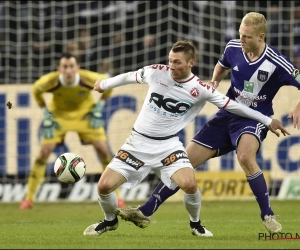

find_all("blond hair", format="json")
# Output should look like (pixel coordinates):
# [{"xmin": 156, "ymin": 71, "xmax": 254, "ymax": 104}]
[
  {"xmin": 171, "ymin": 40, "xmax": 196, "ymax": 61},
  {"xmin": 242, "ymin": 12, "xmax": 267, "ymax": 35}
]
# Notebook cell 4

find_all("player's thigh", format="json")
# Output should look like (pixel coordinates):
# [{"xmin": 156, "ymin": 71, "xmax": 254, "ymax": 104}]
[
  {"xmin": 98, "ymin": 167, "xmax": 127, "ymax": 194},
  {"xmin": 154, "ymin": 151, "xmax": 194, "ymax": 190},
  {"xmin": 170, "ymin": 166, "xmax": 197, "ymax": 190},
  {"xmin": 236, "ymin": 133, "xmax": 260, "ymax": 161},
  {"xmin": 232, "ymin": 118, "xmax": 268, "ymax": 159},
  {"xmin": 186, "ymin": 141, "xmax": 216, "ymax": 168},
  {"xmin": 107, "ymin": 153, "xmax": 152, "ymax": 190},
  {"xmin": 229, "ymin": 115, "xmax": 268, "ymax": 150}
]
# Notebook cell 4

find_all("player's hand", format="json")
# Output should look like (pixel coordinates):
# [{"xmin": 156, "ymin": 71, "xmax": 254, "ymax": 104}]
[
  {"xmin": 41, "ymin": 109, "xmax": 61, "ymax": 139},
  {"xmin": 94, "ymin": 78, "xmax": 104, "ymax": 93},
  {"xmin": 84, "ymin": 101, "xmax": 105, "ymax": 128},
  {"xmin": 208, "ymin": 81, "xmax": 219, "ymax": 88},
  {"xmin": 268, "ymin": 119, "xmax": 290, "ymax": 137},
  {"xmin": 287, "ymin": 102, "xmax": 300, "ymax": 129}
]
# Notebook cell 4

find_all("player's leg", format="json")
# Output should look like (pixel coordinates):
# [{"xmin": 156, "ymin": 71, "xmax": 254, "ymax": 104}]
[
  {"xmin": 115, "ymin": 123, "xmax": 221, "ymax": 227},
  {"xmin": 84, "ymin": 133, "xmax": 153, "ymax": 236},
  {"xmin": 20, "ymin": 116, "xmax": 65, "ymax": 210},
  {"xmin": 237, "ymin": 133, "xmax": 282, "ymax": 233},
  {"xmin": 171, "ymin": 167, "xmax": 213, "ymax": 237},
  {"xmin": 138, "ymin": 143, "xmax": 216, "ymax": 217},
  {"xmin": 20, "ymin": 143, "xmax": 56, "ymax": 209},
  {"xmin": 91, "ymin": 140, "xmax": 126, "ymax": 208},
  {"xmin": 132, "ymin": 115, "xmax": 228, "ymax": 219},
  {"xmin": 83, "ymin": 167, "xmax": 126, "ymax": 236}
]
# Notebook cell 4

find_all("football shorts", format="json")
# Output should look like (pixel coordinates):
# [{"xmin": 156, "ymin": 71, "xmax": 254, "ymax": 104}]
[
  {"xmin": 192, "ymin": 109, "xmax": 269, "ymax": 157},
  {"xmin": 108, "ymin": 130, "xmax": 193, "ymax": 190}
]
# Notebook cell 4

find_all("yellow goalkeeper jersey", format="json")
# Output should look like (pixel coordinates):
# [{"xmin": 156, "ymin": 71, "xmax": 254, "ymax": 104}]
[{"xmin": 32, "ymin": 69, "xmax": 112, "ymax": 120}]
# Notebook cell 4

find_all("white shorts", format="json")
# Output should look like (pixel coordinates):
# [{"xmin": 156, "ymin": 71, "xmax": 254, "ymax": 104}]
[{"xmin": 107, "ymin": 130, "xmax": 193, "ymax": 190}]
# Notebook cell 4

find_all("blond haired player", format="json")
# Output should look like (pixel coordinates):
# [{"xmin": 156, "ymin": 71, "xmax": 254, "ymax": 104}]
[
  {"xmin": 83, "ymin": 40, "xmax": 288, "ymax": 237},
  {"xmin": 117, "ymin": 12, "xmax": 300, "ymax": 234},
  {"xmin": 19, "ymin": 53, "xmax": 125, "ymax": 209}
]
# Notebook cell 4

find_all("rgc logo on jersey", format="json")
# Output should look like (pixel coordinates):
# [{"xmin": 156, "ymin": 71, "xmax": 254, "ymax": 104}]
[{"xmin": 148, "ymin": 92, "xmax": 192, "ymax": 117}]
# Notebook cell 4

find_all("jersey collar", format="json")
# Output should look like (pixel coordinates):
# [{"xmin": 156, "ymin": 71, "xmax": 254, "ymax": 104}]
[
  {"xmin": 59, "ymin": 73, "xmax": 80, "ymax": 87},
  {"xmin": 173, "ymin": 72, "xmax": 195, "ymax": 83},
  {"xmin": 243, "ymin": 43, "xmax": 268, "ymax": 65}
]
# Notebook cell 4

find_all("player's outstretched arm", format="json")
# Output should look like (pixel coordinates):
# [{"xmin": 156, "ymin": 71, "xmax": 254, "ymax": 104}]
[
  {"xmin": 268, "ymin": 119, "xmax": 290, "ymax": 137},
  {"xmin": 94, "ymin": 71, "xmax": 138, "ymax": 94}
]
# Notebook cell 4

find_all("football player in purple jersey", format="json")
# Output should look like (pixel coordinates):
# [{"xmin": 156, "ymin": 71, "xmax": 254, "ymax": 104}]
[{"xmin": 117, "ymin": 12, "xmax": 300, "ymax": 234}]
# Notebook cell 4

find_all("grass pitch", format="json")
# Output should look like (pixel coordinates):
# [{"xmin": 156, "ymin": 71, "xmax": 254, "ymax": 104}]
[{"xmin": 0, "ymin": 200, "xmax": 299, "ymax": 249}]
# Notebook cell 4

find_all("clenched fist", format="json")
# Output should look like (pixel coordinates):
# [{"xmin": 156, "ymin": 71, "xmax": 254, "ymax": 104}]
[{"xmin": 94, "ymin": 78, "xmax": 104, "ymax": 93}]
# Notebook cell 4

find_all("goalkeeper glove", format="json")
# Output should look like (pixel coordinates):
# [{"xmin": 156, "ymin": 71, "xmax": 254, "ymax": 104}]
[
  {"xmin": 41, "ymin": 108, "xmax": 61, "ymax": 139},
  {"xmin": 84, "ymin": 100, "xmax": 105, "ymax": 129}
]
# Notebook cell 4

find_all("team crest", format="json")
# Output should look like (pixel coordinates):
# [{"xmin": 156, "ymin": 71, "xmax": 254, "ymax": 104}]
[
  {"xmin": 257, "ymin": 70, "xmax": 269, "ymax": 82},
  {"xmin": 190, "ymin": 87, "xmax": 199, "ymax": 97}
]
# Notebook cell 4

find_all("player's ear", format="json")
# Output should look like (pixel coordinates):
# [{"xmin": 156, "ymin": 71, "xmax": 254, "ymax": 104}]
[
  {"xmin": 189, "ymin": 58, "xmax": 195, "ymax": 68},
  {"xmin": 259, "ymin": 32, "xmax": 265, "ymax": 41}
]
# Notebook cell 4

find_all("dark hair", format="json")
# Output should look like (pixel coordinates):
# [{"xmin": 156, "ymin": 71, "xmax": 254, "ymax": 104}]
[
  {"xmin": 171, "ymin": 40, "xmax": 196, "ymax": 61},
  {"xmin": 59, "ymin": 52, "xmax": 78, "ymax": 63}
]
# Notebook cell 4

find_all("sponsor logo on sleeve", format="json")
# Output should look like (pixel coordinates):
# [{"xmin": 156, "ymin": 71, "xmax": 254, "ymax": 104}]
[
  {"xmin": 292, "ymin": 68, "xmax": 299, "ymax": 78},
  {"xmin": 292, "ymin": 69, "xmax": 300, "ymax": 83}
]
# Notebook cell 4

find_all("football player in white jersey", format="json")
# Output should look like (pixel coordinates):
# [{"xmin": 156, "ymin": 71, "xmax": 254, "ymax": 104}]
[
  {"xmin": 83, "ymin": 40, "xmax": 289, "ymax": 237},
  {"xmin": 116, "ymin": 12, "xmax": 300, "ymax": 234}
]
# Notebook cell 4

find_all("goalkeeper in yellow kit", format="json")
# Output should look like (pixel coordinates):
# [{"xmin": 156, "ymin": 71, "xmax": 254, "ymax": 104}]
[{"xmin": 20, "ymin": 53, "xmax": 126, "ymax": 209}]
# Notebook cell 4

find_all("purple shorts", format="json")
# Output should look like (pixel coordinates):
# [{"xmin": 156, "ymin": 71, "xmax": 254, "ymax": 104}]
[{"xmin": 192, "ymin": 109, "xmax": 269, "ymax": 157}]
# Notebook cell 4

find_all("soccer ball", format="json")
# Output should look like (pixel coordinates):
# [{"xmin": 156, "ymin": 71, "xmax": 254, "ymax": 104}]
[{"xmin": 54, "ymin": 152, "xmax": 86, "ymax": 184}]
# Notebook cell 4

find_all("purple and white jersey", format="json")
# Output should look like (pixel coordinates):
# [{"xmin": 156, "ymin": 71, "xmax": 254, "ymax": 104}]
[
  {"xmin": 100, "ymin": 64, "xmax": 272, "ymax": 138},
  {"xmin": 219, "ymin": 39, "xmax": 300, "ymax": 116}
]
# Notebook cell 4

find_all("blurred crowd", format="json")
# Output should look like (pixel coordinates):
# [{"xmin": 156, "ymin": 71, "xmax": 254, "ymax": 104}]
[{"xmin": 0, "ymin": 1, "xmax": 298, "ymax": 84}]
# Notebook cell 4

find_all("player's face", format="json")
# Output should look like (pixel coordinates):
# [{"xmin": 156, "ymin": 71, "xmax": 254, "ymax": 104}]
[
  {"xmin": 239, "ymin": 24, "xmax": 264, "ymax": 53},
  {"xmin": 168, "ymin": 51, "xmax": 194, "ymax": 80},
  {"xmin": 58, "ymin": 57, "xmax": 79, "ymax": 84}
]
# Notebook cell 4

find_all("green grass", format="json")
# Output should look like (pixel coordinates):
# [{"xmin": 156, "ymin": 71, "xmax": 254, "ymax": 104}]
[{"xmin": 0, "ymin": 200, "xmax": 299, "ymax": 249}]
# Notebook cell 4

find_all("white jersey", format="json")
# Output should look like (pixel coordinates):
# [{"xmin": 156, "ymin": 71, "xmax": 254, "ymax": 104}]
[{"xmin": 100, "ymin": 64, "xmax": 272, "ymax": 137}]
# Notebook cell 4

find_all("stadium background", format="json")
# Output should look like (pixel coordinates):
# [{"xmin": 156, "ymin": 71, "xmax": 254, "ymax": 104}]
[{"xmin": 0, "ymin": 1, "xmax": 299, "ymax": 203}]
